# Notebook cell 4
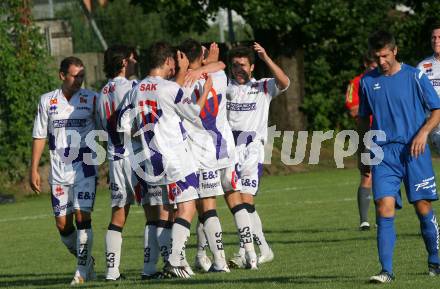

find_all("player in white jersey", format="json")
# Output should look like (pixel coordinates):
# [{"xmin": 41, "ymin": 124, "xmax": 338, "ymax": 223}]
[
  {"xmin": 226, "ymin": 44, "xmax": 290, "ymax": 268},
  {"xmin": 179, "ymin": 39, "xmax": 258, "ymax": 272},
  {"xmin": 118, "ymin": 41, "xmax": 212, "ymax": 279},
  {"xmin": 96, "ymin": 45, "xmax": 145, "ymax": 281},
  {"xmin": 418, "ymin": 23, "xmax": 440, "ymax": 153},
  {"xmin": 30, "ymin": 57, "xmax": 98, "ymax": 285}
]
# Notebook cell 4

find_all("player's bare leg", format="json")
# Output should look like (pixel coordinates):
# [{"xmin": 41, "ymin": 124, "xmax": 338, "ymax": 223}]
[
  {"xmin": 105, "ymin": 205, "xmax": 130, "ymax": 281},
  {"xmin": 197, "ymin": 196, "xmax": 228, "ymax": 272},
  {"xmin": 224, "ymin": 191, "xmax": 257, "ymax": 269},
  {"xmin": 414, "ymin": 200, "xmax": 440, "ymax": 276}
]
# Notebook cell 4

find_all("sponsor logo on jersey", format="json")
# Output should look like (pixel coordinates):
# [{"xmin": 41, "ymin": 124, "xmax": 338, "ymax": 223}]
[
  {"xmin": 50, "ymin": 98, "xmax": 58, "ymax": 105},
  {"xmin": 49, "ymin": 105, "xmax": 58, "ymax": 114},
  {"xmin": 139, "ymin": 83, "xmax": 157, "ymax": 91},
  {"xmin": 251, "ymin": 83, "xmax": 259, "ymax": 88},
  {"xmin": 111, "ymin": 193, "xmax": 123, "ymax": 200},
  {"xmin": 80, "ymin": 96, "xmax": 87, "ymax": 104},
  {"xmin": 431, "ymin": 79, "xmax": 440, "ymax": 87},
  {"xmin": 373, "ymin": 83, "xmax": 381, "ymax": 90},
  {"xmin": 110, "ymin": 182, "xmax": 119, "ymax": 192},
  {"xmin": 201, "ymin": 181, "xmax": 220, "ymax": 190},
  {"xmin": 202, "ymin": 170, "xmax": 218, "ymax": 180},
  {"xmin": 76, "ymin": 106, "xmax": 91, "ymax": 111},
  {"xmin": 226, "ymin": 102, "xmax": 257, "ymax": 111},
  {"xmin": 423, "ymin": 63, "xmax": 433, "ymax": 68},
  {"xmin": 53, "ymin": 119, "xmax": 87, "ymax": 128},
  {"xmin": 247, "ymin": 90, "xmax": 259, "ymax": 95}
]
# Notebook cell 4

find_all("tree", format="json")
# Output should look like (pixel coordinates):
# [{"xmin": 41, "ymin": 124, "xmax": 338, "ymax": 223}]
[
  {"xmin": 0, "ymin": 0, "xmax": 57, "ymax": 182},
  {"xmin": 133, "ymin": 0, "xmax": 440, "ymax": 131}
]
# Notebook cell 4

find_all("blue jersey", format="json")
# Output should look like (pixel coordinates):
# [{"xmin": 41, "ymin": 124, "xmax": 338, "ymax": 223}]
[{"xmin": 359, "ymin": 64, "xmax": 440, "ymax": 146}]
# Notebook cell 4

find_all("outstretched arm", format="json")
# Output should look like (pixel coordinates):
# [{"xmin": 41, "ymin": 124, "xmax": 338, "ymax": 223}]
[
  {"xmin": 184, "ymin": 61, "xmax": 225, "ymax": 87},
  {"xmin": 254, "ymin": 42, "xmax": 290, "ymax": 90}
]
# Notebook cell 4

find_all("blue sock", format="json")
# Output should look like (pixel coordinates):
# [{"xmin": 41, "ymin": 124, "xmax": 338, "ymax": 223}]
[
  {"xmin": 377, "ymin": 216, "xmax": 396, "ymax": 274},
  {"xmin": 418, "ymin": 210, "xmax": 440, "ymax": 265}
]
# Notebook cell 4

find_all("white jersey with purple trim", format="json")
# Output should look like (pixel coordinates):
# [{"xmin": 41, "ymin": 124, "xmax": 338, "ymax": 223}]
[
  {"xmin": 32, "ymin": 88, "xmax": 98, "ymax": 185},
  {"xmin": 182, "ymin": 70, "xmax": 236, "ymax": 170},
  {"xmin": 97, "ymin": 76, "xmax": 139, "ymax": 160},
  {"xmin": 118, "ymin": 76, "xmax": 200, "ymax": 185},
  {"xmin": 226, "ymin": 78, "xmax": 287, "ymax": 146},
  {"xmin": 417, "ymin": 55, "xmax": 440, "ymax": 134}
]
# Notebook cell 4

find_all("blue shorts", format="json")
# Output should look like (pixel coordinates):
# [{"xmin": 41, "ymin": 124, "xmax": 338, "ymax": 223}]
[{"xmin": 372, "ymin": 143, "xmax": 438, "ymax": 209}]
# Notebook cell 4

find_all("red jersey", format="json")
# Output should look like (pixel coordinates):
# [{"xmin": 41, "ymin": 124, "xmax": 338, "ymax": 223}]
[{"xmin": 345, "ymin": 73, "xmax": 363, "ymax": 110}]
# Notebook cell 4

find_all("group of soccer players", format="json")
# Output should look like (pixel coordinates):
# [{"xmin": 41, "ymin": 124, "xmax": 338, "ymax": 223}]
[{"xmin": 29, "ymin": 39, "xmax": 289, "ymax": 284}]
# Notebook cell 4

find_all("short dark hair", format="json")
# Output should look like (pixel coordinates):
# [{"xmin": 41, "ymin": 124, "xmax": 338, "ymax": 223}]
[
  {"xmin": 179, "ymin": 38, "xmax": 202, "ymax": 63},
  {"xmin": 368, "ymin": 30, "xmax": 396, "ymax": 51},
  {"xmin": 228, "ymin": 46, "xmax": 255, "ymax": 65},
  {"xmin": 59, "ymin": 56, "xmax": 83, "ymax": 74},
  {"xmin": 146, "ymin": 41, "xmax": 175, "ymax": 71},
  {"xmin": 362, "ymin": 51, "xmax": 376, "ymax": 65},
  {"xmin": 431, "ymin": 22, "xmax": 440, "ymax": 34},
  {"xmin": 104, "ymin": 45, "xmax": 136, "ymax": 79}
]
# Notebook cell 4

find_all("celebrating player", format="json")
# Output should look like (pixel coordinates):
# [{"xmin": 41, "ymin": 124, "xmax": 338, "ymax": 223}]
[
  {"xmin": 418, "ymin": 22, "xmax": 440, "ymax": 152},
  {"xmin": 118, "ymin": 41, "xmax": 212, "ymax": 279},
  {"xmin": 180, "ymin": 39, "xmax": 256, "ymax": 272},
  {"xmin": 359, "ymin": 31, "xmax": 440, "ymax": 283},
  {"xmin": 96, "ymin": 45, "xmax": 142, "ymax": 281},
  {"xmin": 345, "ymin": 53, "xmax": 377, "ymax": 230},
  {"xmin": 30, "ymin": 57, "xmax": 98, "ymax": 285},
  {"xmin": 226, "ymin": 43, "xmax": 290, "ymax": 268}
]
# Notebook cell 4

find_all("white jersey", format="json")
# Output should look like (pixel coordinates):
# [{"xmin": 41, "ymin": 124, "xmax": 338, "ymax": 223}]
[
  {"xmin": 32, "ymin": 88, "xmax": 98, "ymax": 185},
  {"xmin": 96, "ymin": 76, "xmax": 138, "ymax": 160},
  {"xmin": 226, "ymin": 78, "xmax": 288, "ymax": 145},
  {"xmin": 183, "ymin": 70, "xmax": 236, "ymax": 170},
  {"xmin": 418, "ymin": 55, "xmax": 440, "ymax": 132},
  {"xmin": 118, "ymin": 76, "xmax": 200, "ymax": 185}
]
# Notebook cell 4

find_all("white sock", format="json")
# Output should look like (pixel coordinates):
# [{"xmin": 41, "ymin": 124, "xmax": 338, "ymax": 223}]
[
  {"xmin": 231, "ymin": 205, "xmax": 255, "ymax": 256},
  {"xmin": 202, "ymin": 211, "xmax": 226, "ymax": 269},
  {"xmin": 157, "ymin": 220, "xmax": 173, "ymax": 263},
  {"xmin": 196, "ymin": 219, "xmax": 208, "ymax": 258},
  {"xmin": 60, "ymin": 228, "xmax": 77, "ymax": 257},
  {"xmin": 143, "ymin": 222, "xmax": 159, "ymax": 276},
  {"xmin": 249, "ymin": 208, "xmax": 271, "ymax": 255},
  {"xmin": 76, "ymin": 221, "xmax": 93, "ymax": 278},
  {"xmin": 169, "ymin": 218, "xmax": 191, "ymax": 267},
  {"xmin": 105, "ymin": 224, "xmax": 122, "ymax": 279}
]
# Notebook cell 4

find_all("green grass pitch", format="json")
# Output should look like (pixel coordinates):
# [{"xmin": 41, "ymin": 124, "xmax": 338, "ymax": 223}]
[{"xmin": 1, "ymin": 165, "xmax": 440, "ymax": 288}]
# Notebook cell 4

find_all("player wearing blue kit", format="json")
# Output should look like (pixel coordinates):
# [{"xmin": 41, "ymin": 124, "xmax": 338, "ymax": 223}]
[{"xmin": 358, "ymin": 31, "xmax": 440, "ymax": 283}]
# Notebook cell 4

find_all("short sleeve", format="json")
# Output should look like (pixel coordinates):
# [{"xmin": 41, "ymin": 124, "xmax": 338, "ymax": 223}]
[
  {"xmin": 32, "ymin": 95, "xmax": 49, "ymax": 139},
  {"xmin": 265, "ymin": 77, "xmax": 289, "ymax": 99},
  {"xmin": 358, "ymin": 78, "xmax": 372, "ymax": 118}
]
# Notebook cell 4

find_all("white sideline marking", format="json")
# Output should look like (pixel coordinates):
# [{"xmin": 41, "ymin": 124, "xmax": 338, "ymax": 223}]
[{"xmin": 0, "ymin": 208, "xmax": 103, "ymax": 223}]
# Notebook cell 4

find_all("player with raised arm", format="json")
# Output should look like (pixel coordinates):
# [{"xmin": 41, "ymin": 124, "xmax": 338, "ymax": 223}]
[
  {"xmin": 180, "ymin": 39, "xmax": 257, "ymax": 272},
  {"xmin": 226, "ymin": 43, "xmax": 290, "ymax": 268},
  {"xmin": 359, "ymin": 31, "xmax": 440, "ymax": 283},
  {"xmin": 118, "ymin": 41, "xmax": 212, "ymax": 279},
  {"xmin": 96, "ymin": 45, "xmax": 145, "ymax": 281},
  {"xmin": 30, "ymin": 57, "xmax": 98, "ymax": 285},
  {"xmin": 418, "ymin": 22, "xmax": 440, "ymax": 153}
]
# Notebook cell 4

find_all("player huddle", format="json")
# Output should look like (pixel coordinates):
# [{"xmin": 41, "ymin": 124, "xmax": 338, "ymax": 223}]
[{"xmin": 30, "ymin": 39, "xmax": 289, "ymax": 284}]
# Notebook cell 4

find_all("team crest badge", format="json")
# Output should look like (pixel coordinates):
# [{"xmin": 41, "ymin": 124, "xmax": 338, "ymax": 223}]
[
  {"xmin": 167, "ymin": 183, "xmax": 182, "ymax": 202},
  {"xmin": 50, "ymin": 98, "xmax": 58, "ymax": 105}
]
